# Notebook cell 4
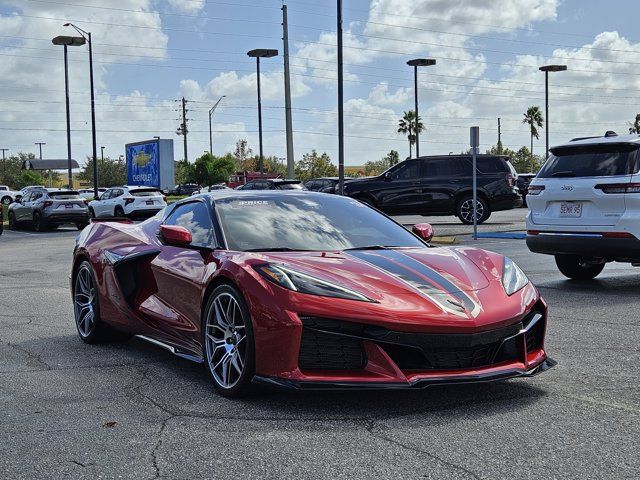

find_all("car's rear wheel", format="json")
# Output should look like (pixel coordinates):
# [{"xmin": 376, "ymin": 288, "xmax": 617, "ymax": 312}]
[
  {"xmin": 457, "ymin": 195, "xmax": 490, "ymax": 225},
  {"xmin": 114, "ymin": 205, "xmax": 125, "ymax": 218},
  {"xmin": 1, "ymin": 196, "xmax": 11, "ymax": 205},
  {"xmin": 73, "ymin": 261, "xmax": 112, "ymax": 343},
  {"xmin": 202, "ymin": 285, "xmax": 255, "ymax": 397},
  {"xmin": 76, "ymin": 222, "xmax": 88, "ymax": 230},
  {"xmin": 555, "ymin": 255, "xmax": 605, "ymax": 280},
  {"xmin": 8, "ymin": 211, "xmax": 17, "ymax": 230},
  {"xmin": 33, "ymin": 212, "xmax": 46, "ymax": 232}
]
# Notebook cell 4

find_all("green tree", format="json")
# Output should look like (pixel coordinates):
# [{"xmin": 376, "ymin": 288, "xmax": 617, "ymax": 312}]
[
  {"xmin": 522, "ymin": 106, "xmax": 544, "ymax": 155},
  {"xmin": 385, "ymin": 149, "xmax": 400, "ymax": 167},
  {"xmin": 233, "ymin": 138, "xmax": 254, "ymax": 170},
  {"xmin": 263, "ymin": 156, "xmax": 287, "ymax": 176},
  {"xmin": 397, "ymin": 110, "xmax": 424, "ymax": 159},
  {"xmin": 294, "ymin": 150, "xmax": 337, "ymax": 181},
  {"xmin": 77, "ymin": 156, "xmax": 126, "ymax": 188},
  {"xmin": 209, "ymin": 153, "xmax": 238, "ymax": 184},
  {"xmin": 174, "ymin": 159, "xmax": 195, "ymax": 185},
  {"xmin": 629, "ymin": 114, "xmax": 640, "ymax": 134},
  {"xmin": 364, "ymin": 150, "xmax": 401, "ymax": 176},
  {"xmin": 0, "ymin": 152, "xmax": 36, "ymax": 188},
  {"xmin": 15, "ymin": 170, "xmax": 44, "ymax": 189}
]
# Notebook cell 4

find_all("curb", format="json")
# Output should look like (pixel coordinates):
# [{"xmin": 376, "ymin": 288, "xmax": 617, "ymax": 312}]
[{"xmin": 431, "ymin": 236, "xmax": 457, "ymax": 244}]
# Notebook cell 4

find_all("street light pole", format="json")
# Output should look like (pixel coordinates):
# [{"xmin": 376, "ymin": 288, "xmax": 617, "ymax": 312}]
[
  {"xmin": 539, "ymin": 64, "xmax": 567, "ymax": 160},
  {"xmin": 100, "ymin": 146, "xmax": 105, "ymax": 188},
  {"xmin": 208, "ymin": 96, "xmax": 225, "ymax": 155},
  {"xmin": 247, "ymin": 49, "xmax": 278, "ymax": 175},
  {"xmin": 407, "ymin": 59, "xmax": 436, "ymax": 159},
  {"xmin": 52, "ymin": 34, "xmax": 85, "ymax": 189},
  {"xmin": 63, "ymin": 44, "xmax": 72, "ymax": 189},
  {"xmin": 36, "ymin": 142, "xmax": 48, "ymax": 187}
]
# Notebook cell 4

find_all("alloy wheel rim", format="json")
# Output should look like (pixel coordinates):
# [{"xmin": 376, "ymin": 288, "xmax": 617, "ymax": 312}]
[
  {"xmin": 460, "ymin": 199, "xmax": 484, "ymax": 223},
  {"xmin": 205, "ymin": 292, "xmax": 247, "ymax": 389},
  {"xmin": 74, "ymin": 265, "xmax": 96, "ymax": 337}
]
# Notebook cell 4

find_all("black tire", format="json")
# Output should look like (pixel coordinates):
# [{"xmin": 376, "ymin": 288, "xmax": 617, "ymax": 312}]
[
  {"xmin": 1, "ymin": 196, "xmax": 11, "ymax": 205},
  {"xmin": 202, "ymin": 284, "xmax": 255, "ymax": 398},
  {"xmin": 114, "ymin": 205, "xmax": 125, "ymax": 218},
  {"xmin": 555, "ymin": 255, "xmax": 605, "ymax": 280},
  {"xmin": 76, "ymin": 222, "xmax": 89, "ymax": 230},
  {"xmin": 457, "ymin": 195, "xmax": 490, "ymax": 225},
  {"xmin": 33, "ymin": 212, "xmax": 46, "ymax": 232},
  {"xmin": 88, "ymin": 207, "xmax": 95, "ymax": 219},
  {"xmin": 73, "ymin": 261, "xmax": 114, "ymax": 343},
  {"xmin": 8, "ymin": 211, "xmax": 17, "ymax": 230}
]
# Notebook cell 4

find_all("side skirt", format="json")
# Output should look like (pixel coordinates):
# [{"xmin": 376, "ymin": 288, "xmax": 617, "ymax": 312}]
[{"xmin": 135, "ymin": 335, "xmax": 204, "ymax": 363}]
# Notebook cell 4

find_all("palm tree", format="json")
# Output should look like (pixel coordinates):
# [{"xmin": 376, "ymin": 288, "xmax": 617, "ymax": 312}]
[
  {"xmin": 522, "ymin": 106, "xmax": 544, "ymax": 155},
  {"xmin": 397, "ymin": 110, "xmax": 424, "ymax": 158}
]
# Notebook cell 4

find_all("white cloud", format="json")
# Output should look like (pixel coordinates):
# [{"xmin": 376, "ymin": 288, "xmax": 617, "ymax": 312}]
[{"xmin": 166, "ymin": 0, "xmax": 205, "ymax": 14}]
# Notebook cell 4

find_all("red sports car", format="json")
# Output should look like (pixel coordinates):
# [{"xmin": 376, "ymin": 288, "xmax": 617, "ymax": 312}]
[{"xmin": 71, "ymin": 191, "xmax": 554, "ymax": 397}]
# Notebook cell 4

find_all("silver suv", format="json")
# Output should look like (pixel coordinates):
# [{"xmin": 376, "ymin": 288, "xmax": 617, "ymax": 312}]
[{"xmin": 8, "ymin": 188, "xmax": 90, "ymax": 232}]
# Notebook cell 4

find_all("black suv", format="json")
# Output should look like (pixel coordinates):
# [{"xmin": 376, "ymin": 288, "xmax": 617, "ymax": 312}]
[
  {"xmin": 343, "ymin": 155, "xmax": 521, "ymax": 224},
  {"xmin": 239, "ymin": 179, "xmax": 304, "ymax": 190}
]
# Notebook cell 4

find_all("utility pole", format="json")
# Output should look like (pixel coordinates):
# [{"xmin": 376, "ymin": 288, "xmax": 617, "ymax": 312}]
[
  {"xmin": 0, "ymin": 148, "xmax": 7, "ymax": 160},
  {"xmin": 497, "ymin": 118, "xmax": 501, "ymax": 146},
  {"xmin": 208, "ymin": 96, "xmax": 225, "ymax": 155},
  {"xmin": 282, "ymin": 2, "xmax": 295, "ymax": 178},
  {"xmin": 177, "ymin": 98, "xmax": 189, "ymax": 162},
  {"xmin": 337, "ymin": 0, "xmax": 345, "ymax": 195}
]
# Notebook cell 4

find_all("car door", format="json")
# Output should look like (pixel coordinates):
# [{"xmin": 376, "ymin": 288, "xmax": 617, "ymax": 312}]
[
  {"xmin": 377, "ymin": 160, "xmax": 422, "ymax": 214},
  {"xmin": 421, "ymin": 158, "xmax": 466, "ymax": 214},
  {"xmin": 14, "ymin": 192, "xmax": 32, "ymax": 222},
  {"xmin": 94, "ymin": 189, "xmax": 111, "ymax": 217},
  {"xmin": 25, "ymin": 191, "xmax": 43, "ymax": 221},
  {"xmin": 145, "ymin": 200, "xmax": 217, "ymax": 353}
]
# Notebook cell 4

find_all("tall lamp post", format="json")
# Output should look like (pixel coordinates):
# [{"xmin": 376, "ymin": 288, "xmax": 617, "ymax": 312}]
[
  {"xmin": 208, "ymin": 96, "xmax": 225, "ymax": 155},
  {"xmin": 64, "ymin": 23, "xmax": 98, "ymax": 198},
  {"xmin": 247, "ymin": 49, "xmax": 278, "ymax": 175},
  {"xmin": 407, "ymin": 58, "xmax": 436, "ymax": 158},
  {"xmin": 539, "ymin": 64, "xmax": 567, "ymax": 160},
  {"xmin": 52, "ymin": 35, "xmax": 85, "ymax": 189}
]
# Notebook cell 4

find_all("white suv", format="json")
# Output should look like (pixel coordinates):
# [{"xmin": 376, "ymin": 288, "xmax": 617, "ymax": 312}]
[
  {"xmin": 526, "ymin": 132, "xmax": 640, "ymax": 279},
  {"xmin": 89, "ymin": 186, "xmax": 167, "ymax": 219}
]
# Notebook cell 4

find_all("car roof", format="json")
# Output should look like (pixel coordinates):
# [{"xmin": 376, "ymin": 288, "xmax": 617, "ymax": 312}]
[
  {"xmin": 191, "ymin": 189, "xmax": 323, "ymax": 202},
  {"xmin": 553, "ymin": 133, "xmax": 640, "ymax": 149}
]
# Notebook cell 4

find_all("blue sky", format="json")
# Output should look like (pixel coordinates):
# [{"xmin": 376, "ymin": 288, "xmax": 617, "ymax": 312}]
[{"xmin": 1, "ymin": 0, "xmax": 640, "ymax": 166}]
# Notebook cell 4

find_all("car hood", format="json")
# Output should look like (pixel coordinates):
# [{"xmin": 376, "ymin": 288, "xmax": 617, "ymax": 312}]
[{"xmin": 253, "ymin": 247, "xmax": 501, "ymax": 320}]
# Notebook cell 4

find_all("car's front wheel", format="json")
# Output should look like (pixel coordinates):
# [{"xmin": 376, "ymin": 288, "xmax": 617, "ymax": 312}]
[
  {"xmin": 457, "ymin": 195, "xmax": 490, "ymax": 225},
  {"xmin": 202, "ymin": 285, "xmax": 255, "ymax": 397},
  {"xmin": 114, "ymin": 205, "xmax": 125, "ymax": 218},
  {"xmin": 73, "ymin": 261, "xmax": 113, "ymax": 343},
  {"xmin": 1, "ymin": 196, "xmax": 11, "ymax": 205},
  {"xmin": 555, "ymin": 255, "xmax": 605, "ymax": 280}
]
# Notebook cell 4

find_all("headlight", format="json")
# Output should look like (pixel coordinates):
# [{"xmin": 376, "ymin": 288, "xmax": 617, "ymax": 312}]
[
  {"xmin": 254, "ymin": 264, "xmax": 373, "ymax": 302},
  {"xmin": 502, "ymin": 257, "xmax": 529, "ymax": 295}
]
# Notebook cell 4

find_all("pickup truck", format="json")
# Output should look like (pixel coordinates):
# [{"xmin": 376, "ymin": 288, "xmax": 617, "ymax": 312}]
[{"xmin": 0, "ymin": 185, "xmax": 20, "ymax": 205}]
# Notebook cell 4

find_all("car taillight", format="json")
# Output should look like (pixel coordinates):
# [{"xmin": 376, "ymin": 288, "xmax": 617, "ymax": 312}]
[
  {"xmin": 527, "ymin": 185, "xmax": 545, "ymax": 195},
  {"xmin": 83, "ymin": 199, "xmax": 89, "ymax": 206},
  {"xmin": 595, "ymin": 183, "xmax": 640, "ymax": 194},
  {"xmin": 124, "ymin": 197, "xmax": 135, "ymax": 205},
  {"xmin": 43, "ymin": 200, "xmax": 53, "ymax": 208},
  {"xmin": 505, "ymin": 173, "xmax": 515, "ymax": 187}
]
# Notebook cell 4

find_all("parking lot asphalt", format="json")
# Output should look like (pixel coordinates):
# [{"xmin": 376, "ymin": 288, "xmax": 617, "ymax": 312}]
[{"xmin": 1, "ymin": 223, "xmax": 638, "ymax": 479}]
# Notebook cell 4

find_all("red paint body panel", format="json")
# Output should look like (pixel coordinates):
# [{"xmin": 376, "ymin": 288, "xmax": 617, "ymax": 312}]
[{"xmin": 72, "ymin": 215, "xmax": 553, "ymax": 389}]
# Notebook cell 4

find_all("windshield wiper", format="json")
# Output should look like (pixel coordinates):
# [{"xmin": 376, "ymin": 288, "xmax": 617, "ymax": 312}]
[
  {"xmin": 344, "ymin": 245, "xmax": 397, "ymax": 251},
  {"xmin": 551, "ymin": 171, "xmax": 576, "ymax": 177}
]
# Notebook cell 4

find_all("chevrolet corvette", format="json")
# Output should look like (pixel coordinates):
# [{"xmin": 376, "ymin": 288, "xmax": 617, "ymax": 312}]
[{"xmin": 71, "ymin": 190, "xmax": 554, "ymax": 397}]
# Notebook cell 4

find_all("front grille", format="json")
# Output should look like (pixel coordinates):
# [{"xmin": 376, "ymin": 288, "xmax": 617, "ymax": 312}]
[
  {"xmin": 298, "ymin": 329, "xmax": 366, "ymax": 370},
  {"xmin": 525, "ymin": 317, "xmax": 544, "ymax": 353},
  {"xmin": 298, "ymin": 314, "xmax": 545, "ymax": 372}
]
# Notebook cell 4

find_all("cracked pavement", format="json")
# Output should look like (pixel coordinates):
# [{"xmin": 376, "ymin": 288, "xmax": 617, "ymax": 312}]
[{"xmin": 0, "ymin": 221, "xmax": 638, "ymax": 479}]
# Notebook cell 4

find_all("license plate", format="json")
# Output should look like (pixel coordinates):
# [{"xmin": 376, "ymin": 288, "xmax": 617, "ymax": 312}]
[
  {"xmin": 146, "ymin": 200, "xmax": 154, "ymax": 205},
  {"xmin": 560, "ymin": 202, "xmax": 582, "ymax": 217},
  {"xmin": 65, "ymin": 204, "xmax": 73, "ymax": 209}
]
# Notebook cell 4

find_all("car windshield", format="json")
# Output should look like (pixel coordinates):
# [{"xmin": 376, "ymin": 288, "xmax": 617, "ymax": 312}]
[
  {"xmin": 49, "ymin": 191, "xmax": 81, "ymax": 199},
  {"xmin": 214, "ymin": 193, "xmax": 425, "ymax": 251},
  {"xmin": 277, "ymin": 183, "xmax": 303, "ymax": 190},
  {"xmin": 539, "ymin": 144, "xmax": 640, "ymax": 178}
]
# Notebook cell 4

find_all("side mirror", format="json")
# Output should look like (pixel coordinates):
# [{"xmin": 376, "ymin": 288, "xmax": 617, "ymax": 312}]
[
  {"xmin": 160, "ymin": 225, "xmax": 192, "ymax": 247},
  {"xmin": 384, "ymin": 172, "xmax": 392, "ymax": 181},
  {"xmin": 412, "ymin": 223, "xmax": 434, "ymax": 242}
]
